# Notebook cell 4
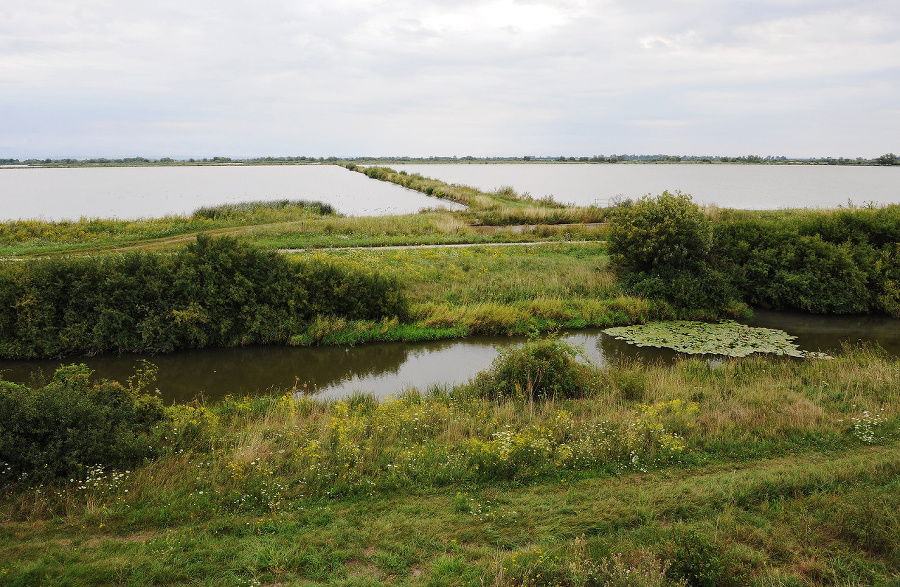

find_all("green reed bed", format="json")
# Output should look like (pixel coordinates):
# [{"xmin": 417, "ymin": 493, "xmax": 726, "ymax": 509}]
[
  {"xmin": 1, "ymin": 346, "xmax": 898, "ymax": 585},
  {"xmin": 286, "ymin": 243, "xmax": 712, "ymax": 345},
  {"xmin": 0, "ymin": 215, "xmax": 220, "ymax": 256}
]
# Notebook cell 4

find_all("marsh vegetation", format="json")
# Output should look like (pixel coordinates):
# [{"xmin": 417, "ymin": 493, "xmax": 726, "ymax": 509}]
[{"xmin": 0, "ymin": 165, "xmax": 898, "ymax": 585}]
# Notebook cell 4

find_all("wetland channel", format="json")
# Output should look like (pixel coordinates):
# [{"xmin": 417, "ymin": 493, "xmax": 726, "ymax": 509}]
[{"xmin": 0, "ymin": 310, "xmax": 896, "ymax": 404}]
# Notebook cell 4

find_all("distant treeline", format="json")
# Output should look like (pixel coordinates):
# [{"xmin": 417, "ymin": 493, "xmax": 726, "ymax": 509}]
[
  {"xmin": 0, "ymin": 236, "xmax": 406, "ymax": 359},
  {"xmin": 609, "ymin": 194, "xmax": 900, "ymax": 317},
  {"xmin": 4, "ymin": 153, "xmax": 897, "ymax": 166}
]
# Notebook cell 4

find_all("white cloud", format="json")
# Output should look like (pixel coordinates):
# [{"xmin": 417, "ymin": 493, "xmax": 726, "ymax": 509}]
[{"xmin": 0, "ymin": 0, "xmax": 898, "ymax": 157}]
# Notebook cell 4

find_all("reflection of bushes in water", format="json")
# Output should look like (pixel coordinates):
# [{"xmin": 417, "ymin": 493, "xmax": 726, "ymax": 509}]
[
  {"xmin": 287, "ymin": 340, "xmax": 414, "ymax": 389},
  {"xmin": 0, "ymin": 235, "xmax": 406, "ymax": 358},
  {"xmin": 597, "ymin": 332, "xmax": 680, "ymax": 366}
]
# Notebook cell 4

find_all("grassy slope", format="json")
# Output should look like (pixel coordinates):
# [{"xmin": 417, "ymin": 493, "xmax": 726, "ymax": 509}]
[
  {"xmin": 290, "ymin": 243, "xmax": 684, "ymax": 342},
  {"xmin": 1, "ymin": 349, "xmax": 898, "ymax": 585}
]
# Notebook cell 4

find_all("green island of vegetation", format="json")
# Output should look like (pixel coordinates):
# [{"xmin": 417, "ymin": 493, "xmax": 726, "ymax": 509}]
[{"xmin": 1, "ymin": 165, "xmax": 898, "ymax": 585}]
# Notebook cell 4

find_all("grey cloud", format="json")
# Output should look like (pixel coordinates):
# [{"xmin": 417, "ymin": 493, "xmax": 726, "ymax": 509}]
[{"xmin": 1, "ymin": 0, "xmax": 898, "ymax": 157}]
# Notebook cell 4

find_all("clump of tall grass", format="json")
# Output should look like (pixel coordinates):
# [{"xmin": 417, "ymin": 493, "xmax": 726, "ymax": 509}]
[
  {"xmin": 192, "ymin": 199, "xmax": 336, "ymax": 220},
  {"xmin": 463, "ymin": 337, "xmax": 597, "ymax": 401}
]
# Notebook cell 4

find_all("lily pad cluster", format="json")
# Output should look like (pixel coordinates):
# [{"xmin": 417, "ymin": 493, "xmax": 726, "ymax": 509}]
[{"xmin": 603, "ymin": 321, "xmax": 831, "ymax": 359}]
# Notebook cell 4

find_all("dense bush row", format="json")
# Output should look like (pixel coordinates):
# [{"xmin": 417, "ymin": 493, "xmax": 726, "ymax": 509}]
[
  {"xmin": 0, "ymin": 235, "xmax": 407, "ymax": 358},
  {"xmin": 715, "ymin": 207, "xmax": 900, "ymax": 315},
  {"xmin": 0, "ymin": 363, "xmax": 167, "ymax": 484},
  {"xmin": 609, "ymin": 194, "xmax": 900, "ymax": 316}
]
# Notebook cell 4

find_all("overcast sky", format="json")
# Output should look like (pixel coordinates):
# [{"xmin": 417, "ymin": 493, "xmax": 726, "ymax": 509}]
[{"xmin": 2, "ymin": 0, "xmax": 898, "ymax": 159}]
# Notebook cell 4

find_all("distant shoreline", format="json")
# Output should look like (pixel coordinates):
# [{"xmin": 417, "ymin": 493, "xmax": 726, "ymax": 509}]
[{"xmin": 2, "ymin": 155, "xmax": 897, "ymax": 169}]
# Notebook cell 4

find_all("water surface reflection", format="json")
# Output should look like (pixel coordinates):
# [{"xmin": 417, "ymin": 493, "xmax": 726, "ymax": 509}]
[{"xmin": 0, "ymin": 312, "xmax": 896, "ymax": 404}]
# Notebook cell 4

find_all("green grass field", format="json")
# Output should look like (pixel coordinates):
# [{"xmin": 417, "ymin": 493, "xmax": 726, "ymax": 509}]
[{"xmin": 1, "ymin": 347, "xmax": 898, "ymax": 585}]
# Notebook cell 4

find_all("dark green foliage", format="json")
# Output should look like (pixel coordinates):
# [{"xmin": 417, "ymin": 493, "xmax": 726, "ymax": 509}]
[
  {"xmin": 876, "ymin": 153, "xmax": 897, "ymax": 165},
  {"xmin": 715, "ymin": 206, "xmax": 900, "ymax": 315},
  {"xmin": 608, "ymin": 192, "xmax": 740, "ymax": 312},
  {"xmin": 0, "ymin": 235, "xmax": 406, "ymax": 358},
  {"xmin": 295, "ymin": 260, "xmax": 408, "ymax": 322},
  {"xmin": 0, "ymin": 364, "xmax": 167, "ymax": 484},
  {"xmin": 621, "ymin": 267, "xmax": 739, "ymax": 313},
  {"xmin": 610, "ymin": 194, "xmax": 900, "ymax": 316},
  {"xmin": 467, "ymin": 337, "xmax": 594, "ymax": 401},
  {"xmin": 608, "ymin": 191, "xmax": 713, "ymax": 276}
]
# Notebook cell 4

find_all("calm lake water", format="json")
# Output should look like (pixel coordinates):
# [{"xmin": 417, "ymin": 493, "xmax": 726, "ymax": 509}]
[
  {"xmin": 0, "ymin": 164, "xmax": 462, "ymax": 221},
  {"xmin": 391, "ymin": 163, "xmax": 900, "ymax": 209},
  {"xmin": 1, "ymin": 311, "xmax": 896, "ymax": 405}
]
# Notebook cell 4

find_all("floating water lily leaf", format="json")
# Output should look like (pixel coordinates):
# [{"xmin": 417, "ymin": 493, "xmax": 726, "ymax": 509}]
[{"xmin": 603, "ymin": 321, "xmax": 831, "ymax": 359}]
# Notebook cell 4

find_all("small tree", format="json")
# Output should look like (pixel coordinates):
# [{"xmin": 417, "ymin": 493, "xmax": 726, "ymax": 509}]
[
  {"xmin": 607, "ymin": 191, "xmax": 738, "ymax": 311},
  {"xmin": 608, "ymin": 191, "xmax": 712, "ymax": 276},
  {"xmin": 876, "ymin": 153, "xmax": 897, "ymax": 166}
]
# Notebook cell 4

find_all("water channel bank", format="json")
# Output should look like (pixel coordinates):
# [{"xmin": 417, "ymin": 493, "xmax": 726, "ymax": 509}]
[{"xmin": 1, "ymin": 310, "xmax": 896, "ymax": 405}]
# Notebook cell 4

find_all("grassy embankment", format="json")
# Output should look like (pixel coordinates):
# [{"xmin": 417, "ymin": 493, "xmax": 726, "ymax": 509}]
[
  {"xmin": 0, "ymin": 167, "xmax": 607, "ymax": 258},
  {"xmin": 291, "ymin": 242, "xmax": 705, "ymax": 346},
  {"xmin": 1, "ymin": 345, "xmax": 898, "ymax": 585}
]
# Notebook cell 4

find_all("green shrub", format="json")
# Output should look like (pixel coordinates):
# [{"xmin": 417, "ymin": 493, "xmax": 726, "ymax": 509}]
[
  {"xmin": 0, "ymin": 235, "xmax": 407, "ymax": 358},
  {"xmin": 0, "ymin": 364, "xmax": 167, "ymax": 485},
  {"xmin": 608, "ymin": 191, "xmax": 712, "ymax": 276},
  {"xmin": 714, "ymin": 209, "xmax": 900, "ymax": 315},
  {"xmin": 466, "ymin": 337, "xmax": 594, "ymax": 401},
  {"xmin": 621, "ymin": 268, "xmax": 739, "ymax": 313},
  {"xmin": 610, "ymin": 195, "xmax": 899, "ymax": 317},
  {"xmin": 608, "ymin": 192, "xmax": 739, "ymax": 311}
]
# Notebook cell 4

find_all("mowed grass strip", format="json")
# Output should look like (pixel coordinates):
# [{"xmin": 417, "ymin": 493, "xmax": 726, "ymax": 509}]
[{"xmin": 1, "ymin": 444, "xmax": 897, "ymax": 585}]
